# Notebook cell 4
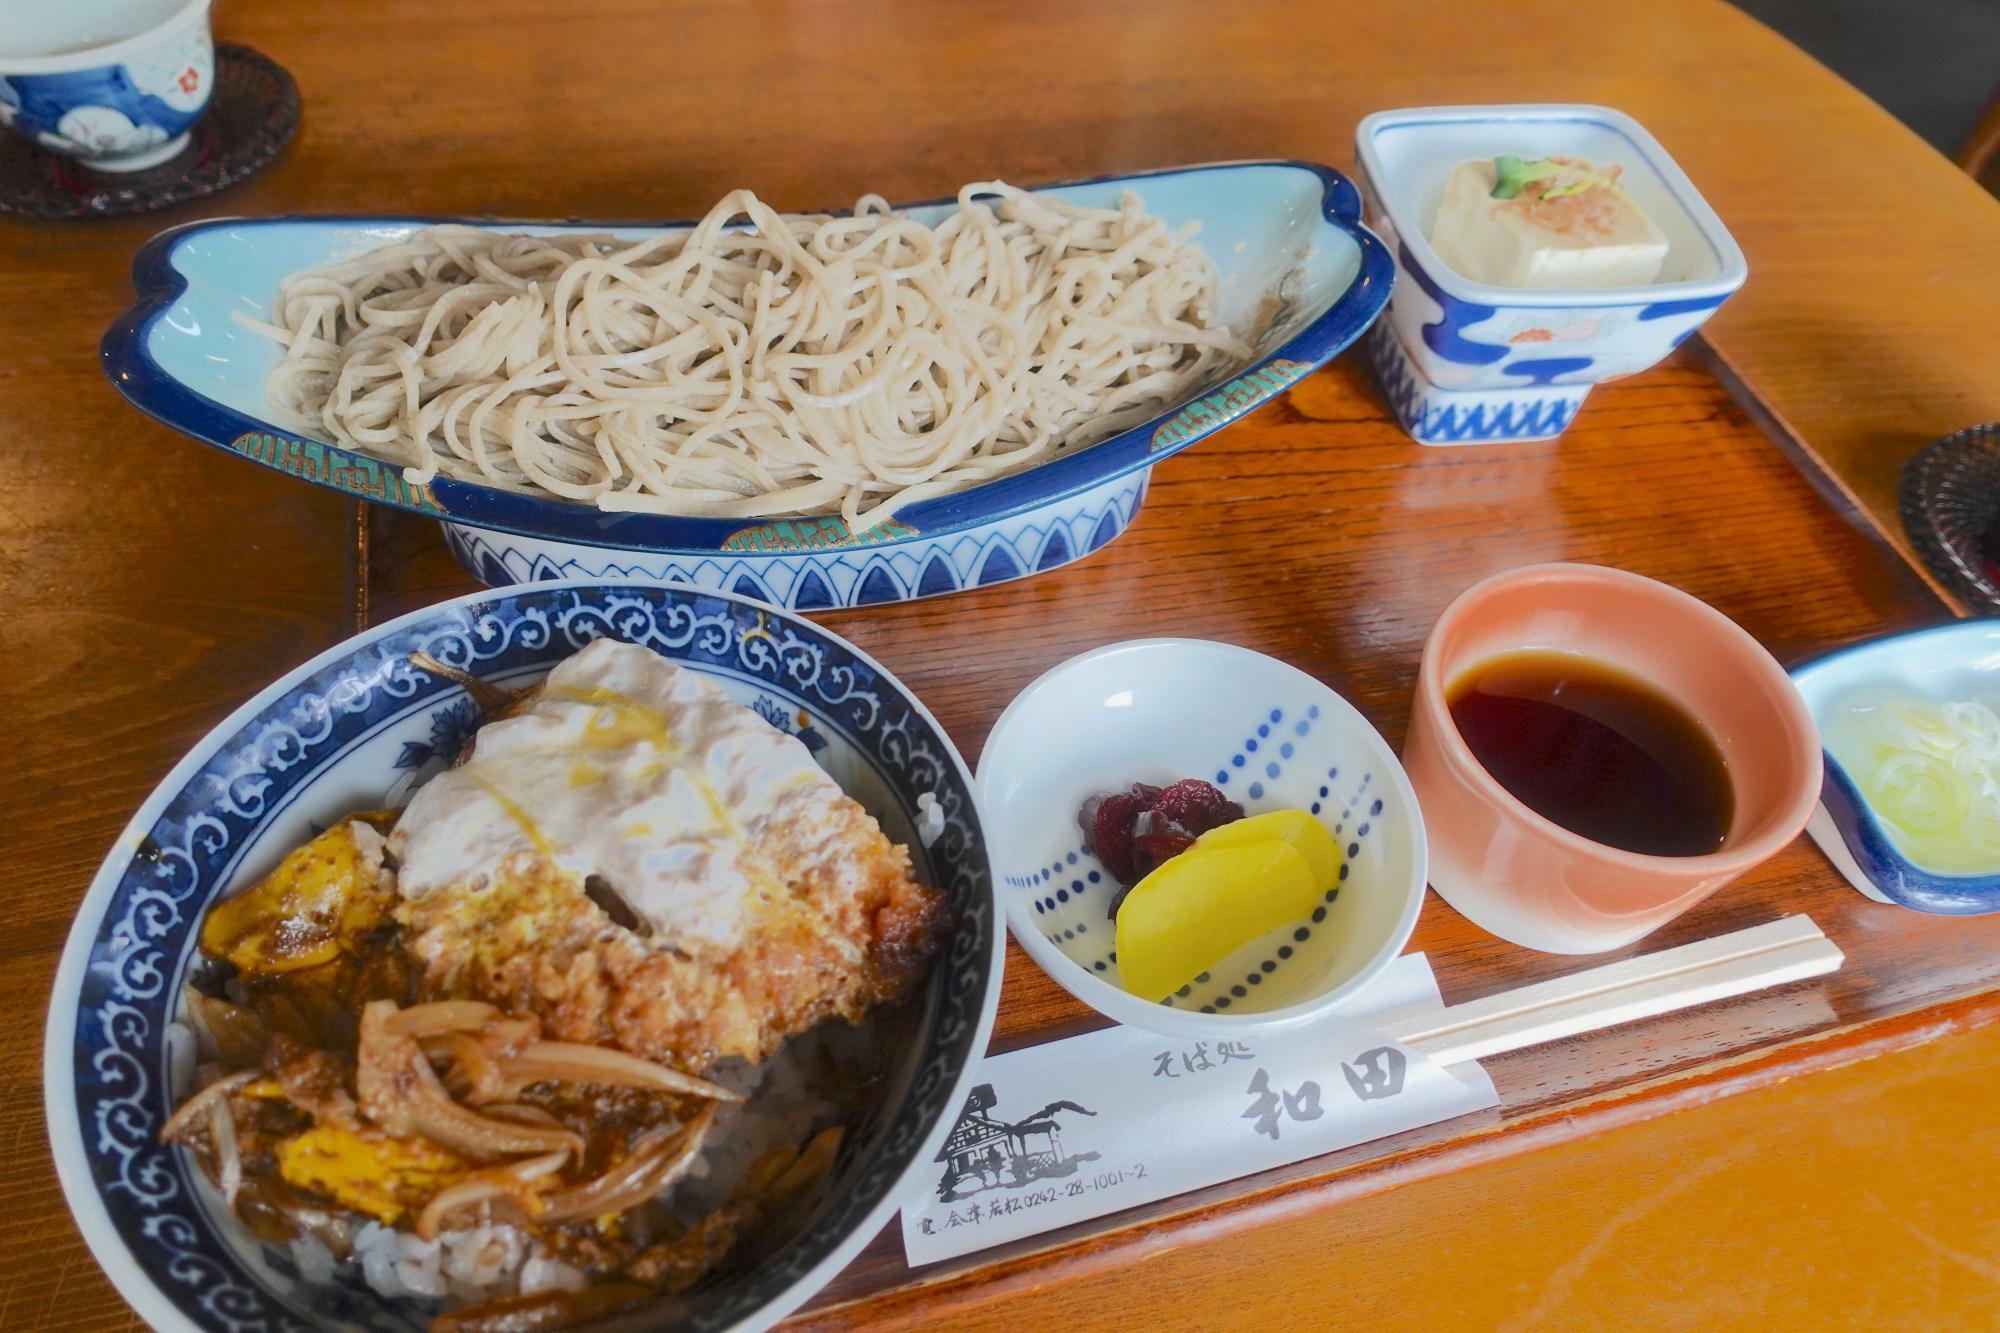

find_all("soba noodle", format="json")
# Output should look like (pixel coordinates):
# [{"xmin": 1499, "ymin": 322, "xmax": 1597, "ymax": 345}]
[{"xmin": 246, "ymin": 182, "xmax": 1251, "ymax": 530}]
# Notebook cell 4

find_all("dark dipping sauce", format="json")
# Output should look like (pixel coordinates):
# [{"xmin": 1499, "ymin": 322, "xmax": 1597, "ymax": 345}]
[{"xmin": 1447, "ymin": 650, "xmax": 1733, "ymax": 857}]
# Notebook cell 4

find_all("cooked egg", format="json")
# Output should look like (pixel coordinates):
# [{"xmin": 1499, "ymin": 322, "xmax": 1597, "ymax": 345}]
[
  {"xmin": 200, "ymin": 820, "xmax": 392, "ymax": 975},
  {"xmin": 390, "ymin": 639, "xmax": 847, "ymax": 949},
  {"xmin": 275, "ymin": 1123, "xmax": 466, "ymax": 1225}
]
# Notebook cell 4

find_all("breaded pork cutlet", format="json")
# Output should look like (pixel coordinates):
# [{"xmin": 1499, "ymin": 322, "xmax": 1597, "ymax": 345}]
[{"xmin": 388, "ymin": 639, "xmax": 946, "ymax": 1073}]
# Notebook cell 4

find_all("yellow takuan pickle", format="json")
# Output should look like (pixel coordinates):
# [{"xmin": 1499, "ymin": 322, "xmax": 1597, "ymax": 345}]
[
  {"xmin": 1195, "ymin": 809, "xmax": 1343, "ymax": 887},
  {"xmin": 1115, "ymin": 809, "xmax": 1344, "ymax": 1002},
  {"xmin": 1115, "ymin": 839, "xmax": 1319, "ymax": 1002}
]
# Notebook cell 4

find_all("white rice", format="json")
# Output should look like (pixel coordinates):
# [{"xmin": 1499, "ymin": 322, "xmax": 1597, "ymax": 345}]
[
  {"xmin": 915, "ymin": 792, "xmax": 945, "ymax": 847},
  {"xmin": 304, "ymin": 1223, "xmax": 586, "ymax": 1307}
]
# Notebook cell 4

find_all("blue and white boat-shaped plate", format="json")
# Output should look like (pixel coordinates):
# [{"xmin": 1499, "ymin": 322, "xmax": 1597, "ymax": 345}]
[
  {"xmin": 1790, "ymin": 621, "xmax": 2000, "ymax": 915},
  {"xmin": 102, "ymin": 161, "xmax": 1393, "ymax": 609}
]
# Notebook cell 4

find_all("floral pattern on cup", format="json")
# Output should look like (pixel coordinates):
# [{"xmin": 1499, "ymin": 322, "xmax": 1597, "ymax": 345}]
[{"xmin": 0, "ymin": 0, "xmax": 214, "ymax": 171}]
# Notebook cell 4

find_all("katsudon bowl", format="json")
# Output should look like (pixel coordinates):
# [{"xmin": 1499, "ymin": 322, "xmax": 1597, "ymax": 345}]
[
  {"xmin": 46, "ymin": 581, "xmax": 1000, "ymax": 1332},
  {"xmin": 100, "ymin": 161, "xmax": 1393, "ymax": 608}
]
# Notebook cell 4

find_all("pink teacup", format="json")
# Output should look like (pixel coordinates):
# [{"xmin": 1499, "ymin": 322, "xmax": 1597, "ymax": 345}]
[{"xmin": 1403, "ymin": 563, "xmax": 1821, "ymax": 953}]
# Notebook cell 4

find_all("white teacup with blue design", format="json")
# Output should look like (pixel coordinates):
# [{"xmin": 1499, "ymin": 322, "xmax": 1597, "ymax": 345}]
[
  {"xmin": 1354, "ymin": 105, "xmax": 1747, "ymax": 446},
  {"xmin": 0, "ymin": 0, "xmax": 214, "ymax": 173}
]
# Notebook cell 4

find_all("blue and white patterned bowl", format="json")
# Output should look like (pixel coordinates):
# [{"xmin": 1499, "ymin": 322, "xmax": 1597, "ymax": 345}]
[
  {"xmin": 0, "ymin": 0, "xmax": 214, "ymax": 173},
  {"xmin": 45, "ymin": 581, "xmax": 1001, "ymax": 1332},
  {"xmin": 1791, "ymin": 621, "xmax": 2000, "ymax": 915},
  {"xmin": 977, "ymin": 639, "xmax": 1426, "ymax": 1037},
  {"xmin": 100, "ymin": 161, "xmax": 1393, "ymax": 608},
  {"xmin": 1354, "ymin": 105, "xmax": 1747, "ymax": 446}
]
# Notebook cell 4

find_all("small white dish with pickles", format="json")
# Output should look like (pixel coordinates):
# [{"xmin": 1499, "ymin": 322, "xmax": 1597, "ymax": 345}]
[
  {"xmin": 977, "ymin": 639, "xmax": 1426, "ymax": 1037},
  {"xmin": 1354, "ymin": 104, "xmax": 1747, "ymax": 446}
]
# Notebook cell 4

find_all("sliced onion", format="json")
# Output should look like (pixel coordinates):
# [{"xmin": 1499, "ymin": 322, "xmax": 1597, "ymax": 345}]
[
  {"xmin": 499, "ymin": 1042, "xmax": 740, "ymax": 1103},
  {"xmin": 1874, "ymin": 751, "xmax": 1971, "ymax": 835},
  {"xmin": 184, "ymin": 988, "xmax": 270, "ymax": 1066},
  {"xmin": 160, "ymin": 1069, "xmax": 261, "ymax": 1143},
  {"xmin": 480, "ymin": 1017, "xmax": 541, "ymax": 1060},
  {"xmin": 772, "ymin": 1126, "xmax": 842, "ymax": 1198},
  {"xmin": 383, "ymin": 1000, "xmax": 500, "ymax": 1037},
  {"xmin": 536, "ymin": 1106, "xmax": 716, "ymax": 1223},
  {"xmin": 440, "ymin": 1063, "xmax": 475, "ymax": 1100},
  {"xmin": 405, "ymin": 1053, "xmax": 583, "ymax": 1160},
  {"xmin": 415, "ymin": 1150, "xmax": 568, "ymax": 1240},
  {"xmin": 478, "ymin": 1104, "xmax": 565, "ymax": 1130},
  {"xmin": 1825, "ymin": 690, "xmax": 2000, "ymax": 874},
  {"xmin": 442, "ymin": 1032, "xmax": 516, "ymax": 1106},
  {"xmin": 532, "ymin": 1130, "xmax": 676, "ymax": 1224},
  {"xmin": 630, "ymin": 1109, "xmax": 715, "ymax": 1198},
  {"xmin": 211, "ymin": 1093, "xmax": 243, "ymax": 1209}
]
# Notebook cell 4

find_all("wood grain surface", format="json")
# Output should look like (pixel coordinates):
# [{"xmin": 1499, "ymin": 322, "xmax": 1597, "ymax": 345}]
[{"xmin": 4, "ymin": 0, "xmax": 1996, "ymax": 1328}]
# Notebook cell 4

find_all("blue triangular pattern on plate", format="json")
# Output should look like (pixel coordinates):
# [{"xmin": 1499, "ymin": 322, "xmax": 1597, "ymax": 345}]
[
  {"xmin": 916, "ymin": 557, "xmax": 958, "ymax": 598},
  {"xmin": 792, "ymin": 569, "xmax": 836, "ymax": 610},
  {"xmin": 472, "ymin": 545, "xmax": 512, "ymax": 587},
  {"xmin": 1037, "ymin": 529, "xmax": 1072, "ymax": 571},
  {"xmin": 1088, "ymin": 510, "xmax": 1121, "ymax": 551},
  {"xmin": 978, "ymin": 546, "xmax": 1021, "ymax": 586},
  {"xmin": 854, "ymin": 565, "xmax": 903, "ymax": 605},
  {"xmin": 730, "ymin": 573, "xmax": 770, "ymax": 603}
]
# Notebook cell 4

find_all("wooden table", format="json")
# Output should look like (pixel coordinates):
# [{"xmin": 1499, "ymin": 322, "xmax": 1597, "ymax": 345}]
[{"xmin": 7, "ymin": 1, "xmax": 2000, "ymax": 1327}]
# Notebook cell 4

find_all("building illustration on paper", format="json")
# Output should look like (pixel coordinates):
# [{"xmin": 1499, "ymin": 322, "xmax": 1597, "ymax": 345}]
[{"xmin": 934, "ymin": 1084, "xmax": 1100, "ymax": 1201}]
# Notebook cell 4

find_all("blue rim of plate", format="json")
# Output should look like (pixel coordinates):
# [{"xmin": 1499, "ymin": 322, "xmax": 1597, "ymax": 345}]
[
  {"xmin": 44, "ymin": 580, "xmax": 1001, "ymax": 1332},
  {"xmin": 1790, "ymin": 625, "xmax": 2000, "ymax": 914},
  {"xmin": 99, "ymin": 160, "xmax": 1393, "ymax": 555}
]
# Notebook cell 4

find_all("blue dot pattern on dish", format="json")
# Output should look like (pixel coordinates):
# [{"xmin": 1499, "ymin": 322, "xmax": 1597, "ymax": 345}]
[{"xmin": 1022, "ymin": 700, "xmax": 1378, "ymax": 1017}]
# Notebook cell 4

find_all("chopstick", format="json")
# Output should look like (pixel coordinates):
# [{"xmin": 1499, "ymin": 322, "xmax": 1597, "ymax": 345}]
[{"xmin": 1386, "ymin": 914, "xmax": 1843, "ymax": 1067}]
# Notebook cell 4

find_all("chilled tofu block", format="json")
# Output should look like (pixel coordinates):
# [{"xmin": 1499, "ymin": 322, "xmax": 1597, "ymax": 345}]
[{"xmin": 1429, "ymin": 155, "xmax": 1668, "ymax": 290}]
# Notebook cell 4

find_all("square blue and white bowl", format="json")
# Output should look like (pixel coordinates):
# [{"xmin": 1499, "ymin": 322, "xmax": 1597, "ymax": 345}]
[
  {"xmin": 1791, "ymin": 621, "xmax": 2000, "ymax": 915},
  {"xmin": 1353, "ymin": 104, "xmax": 1747, "ymax": 446},
  {"xmin": 977, "ymin": 640, "xmax": 1427, "ymax": 1036}
]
